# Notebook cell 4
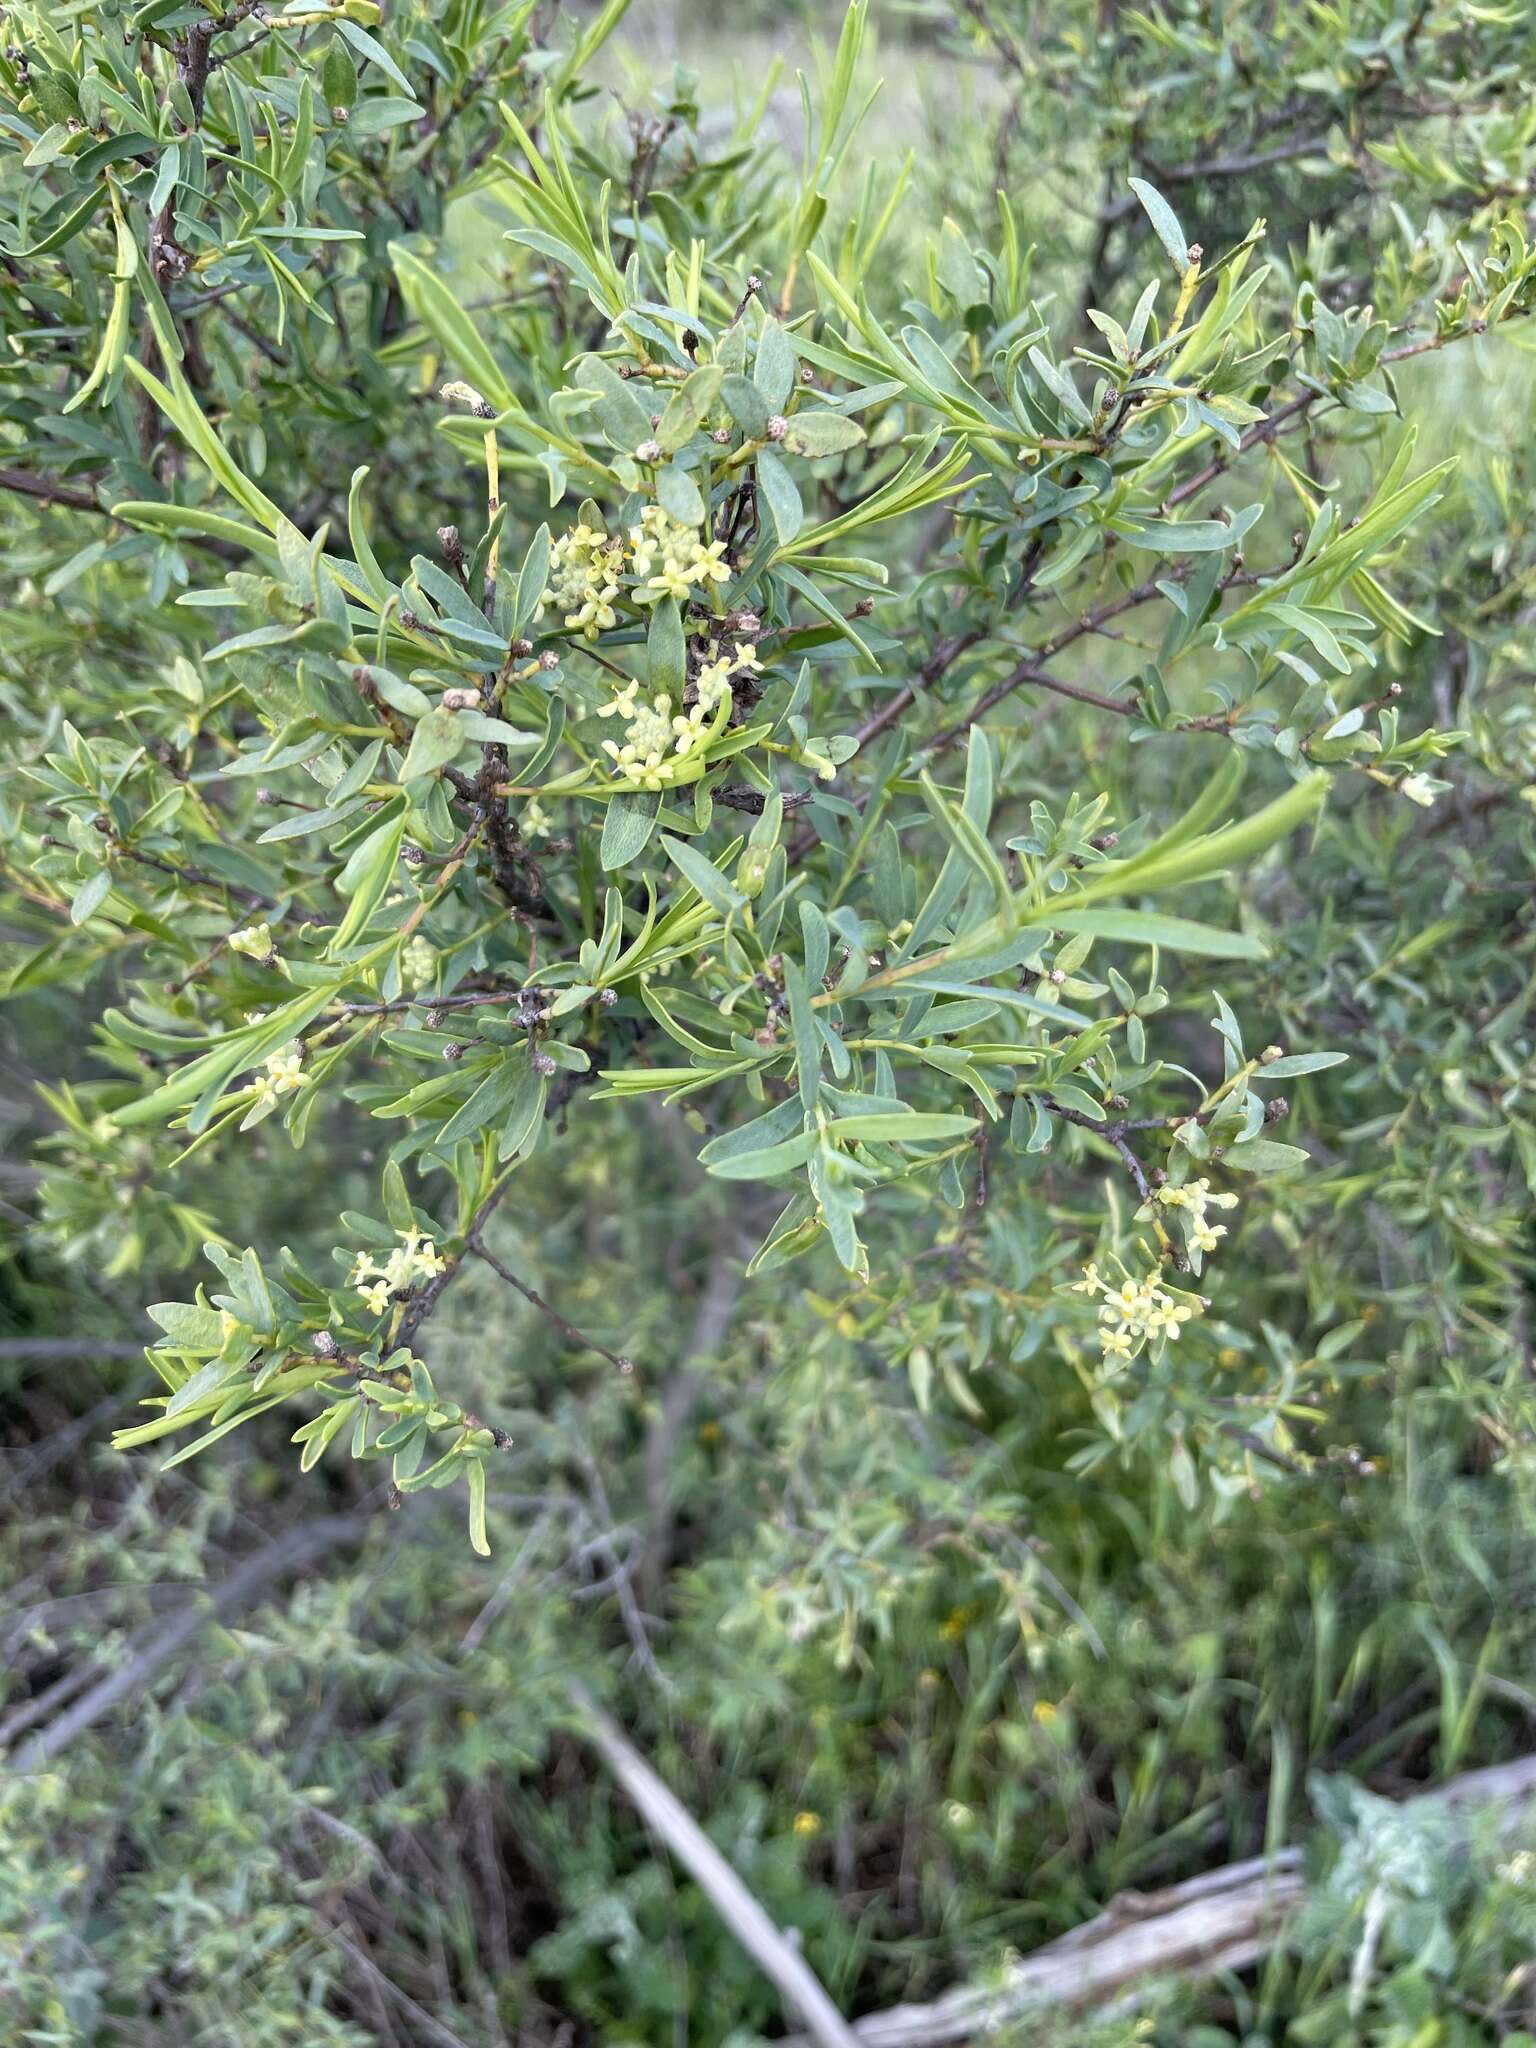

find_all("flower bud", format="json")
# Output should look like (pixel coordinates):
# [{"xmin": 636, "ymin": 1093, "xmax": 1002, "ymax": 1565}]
[
  {"xmin": 766, "ymin": 415, "xmax": 788, "ymax": 441},
  {"xmin": 228, "ymin": 922, "xmax": 276, "ymax": 962},
  {"xmin": 440, "ymin": 381, "xmax": 495, "ymax": 420}
]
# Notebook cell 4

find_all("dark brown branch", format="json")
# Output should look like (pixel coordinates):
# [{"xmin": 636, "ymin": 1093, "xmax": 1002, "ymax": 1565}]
[
  {"xmin": 929, "ymin": 660, "xmax": 1136, "ymax": 752},
  {"xmin": 393, "ymin": 1178, "xmax": 512, "ymax": 1352},
  {"xmin": 1102, "ymin": 134, "xmax": 1336, "ymax": 222},
  {"xmin": 0, "ymin": 468, "xmax": 100, "ymax": 513},
  {"xmin": 847, "ymin": 626, "xmax": 987, "ymax": 754},
  {"xmin": 1042, "ymin": 1096, "xmax": 1154, "ymax": 1202},
  {"xmin": 109, "ymin": 841, "xmax": 275, "ymax": 911}
]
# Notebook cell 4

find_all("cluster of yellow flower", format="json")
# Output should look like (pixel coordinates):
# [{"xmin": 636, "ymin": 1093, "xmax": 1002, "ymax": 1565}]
[
  {"xmin": 1154, "ymin": 1176, "xmax": 1239, "ymax": 1254},
  {"xmin": 595, "ymin": 642, "xmax": 760, "ymax": 789},
  {"xmin": 1073, "ymin": 1260, "xmax": 1202, "ymax": 1359},
  {"xmin": 540, "ymin": 521, "xmax": 623, "ymax": 639},
  {"xmin": 692, "ymin": 637, "xmax": 761, "ymax": 718},
  {"xmin": 627, "ymin": 505, "xmax": 731, "ymax": 604},
  {"xmin": 250, "ymin": 1041, "xmax": 305, "ymax": 1109},
  {"xmin": 349, "ymin": 1228, "xmax": 447, "ymax": 1318},
  {"xmin": 538, "ymin": 509, "xmax": 731, "ymax": 640}
]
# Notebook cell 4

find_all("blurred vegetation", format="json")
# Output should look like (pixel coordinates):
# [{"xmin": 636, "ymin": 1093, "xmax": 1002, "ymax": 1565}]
[{"xmin": 5, "ymin": 2, "xmax": 1536, "ymax": 2045}]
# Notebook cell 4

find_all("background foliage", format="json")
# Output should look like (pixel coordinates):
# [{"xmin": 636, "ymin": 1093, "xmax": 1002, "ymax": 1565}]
[{"xmin": 4, "ymin": 1, "xmax": 1536, "ymax": 2043}]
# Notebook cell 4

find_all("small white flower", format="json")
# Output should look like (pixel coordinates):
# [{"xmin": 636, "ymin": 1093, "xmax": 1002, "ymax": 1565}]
[{"xmin": 263, "ymin": 1043, "xmax": 305, "ymax": 1094}]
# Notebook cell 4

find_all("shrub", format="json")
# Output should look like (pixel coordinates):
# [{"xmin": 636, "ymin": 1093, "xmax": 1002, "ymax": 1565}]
[
  {"xmin": 5, "ymin": 5, "xmax": 1536, "ymax": 2038},
  {"xmin": 5, "ymin": 0, "xmax": 1532, "ymax": 1550}
]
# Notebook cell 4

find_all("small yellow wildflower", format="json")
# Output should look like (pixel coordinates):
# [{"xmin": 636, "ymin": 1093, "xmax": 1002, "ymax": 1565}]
[
  {"xmin": 644, "ymin": 557, "xmax": 692, "ymax": 602},
  {"xmin": 1073, "ymin": 1258, "xmax": 1206, "ymax": 1359},
  {"xmin": 263, "ymin": 1044, "xmax": 305, "ymax": 1094},
  {"xmin": 539, "ymin": 523, "xmax": 622, "ymax": 639},
  {"xmin": 351, "ymin": 1228, "xmax": 447, "ymax": 1317},
  {"xmin": 1155, "ymin": 1177, "xmax": 1238, "ymax": 1256}
]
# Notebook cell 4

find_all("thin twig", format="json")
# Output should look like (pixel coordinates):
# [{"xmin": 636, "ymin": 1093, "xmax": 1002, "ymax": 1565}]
[
  {"xmin": 1043, "ymin": 1096, "xmax": 1154, "ymax": 1201},
  {"xmin": 468, "ymin": 1236, "xmax": 636, "ymax": 1375}
]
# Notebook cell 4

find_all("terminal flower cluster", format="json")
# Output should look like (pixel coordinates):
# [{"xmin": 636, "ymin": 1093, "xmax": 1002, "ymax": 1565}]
[
  {"xmin": 595, "ymin": 643, "xmax": 760, "ymax": 788},
  {"xmin": 1153, "ymin": 1176, "xmax": 1239, "ymax": 1254},
  {"xmin": 249, "ymin": 1041, "xmax": 305, "ymax": 1109},
  {"xmin": 539, "ymin": 521, "xmax": 624, "ymax": 639},
  {"xmin": 693, "ymin": 638, "xmax": 762, "ymax": 719},
  {"xmin": 627, "ymin": 505, "xmax": 731, "ymax": 604},
  {"xmin": 1073, "ymin": 1259, "xmax": 1203, "ymax": 1360},
  {"xmin": 538, "ymin": 508, "xmax": 733, "ymax": 640},
  {"xmin": 349, "ymin": 1228, "xmax": 448, "ymax": 1318}
]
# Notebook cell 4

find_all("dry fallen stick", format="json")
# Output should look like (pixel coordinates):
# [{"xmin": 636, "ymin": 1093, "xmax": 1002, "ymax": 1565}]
[
  {"xmin": 780, "ymin": 1752, "xmax": 1536, "ymax": 2047},
  {"xmin": 568, "ymin": 1680, "xmax": 861, "ymax": 2048},
  {"xmin": 571, "ymin": 1682, "xmax": 1536, "ymax": 2048}
]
